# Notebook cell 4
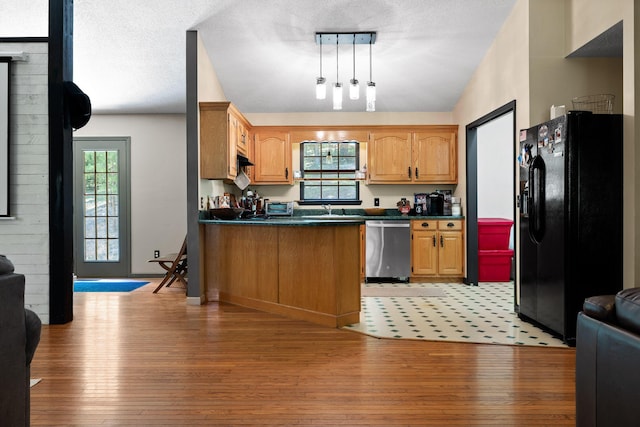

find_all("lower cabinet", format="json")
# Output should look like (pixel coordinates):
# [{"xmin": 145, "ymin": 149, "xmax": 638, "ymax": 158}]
[
  {"xmin": 360, "ymin": 224, "xmax": 366, "ymax": 281},
  {"xmin": 411, "ymin": 219, "xmax": 464, "ymax": 281},
  {"xmin": 204, "ymin": 223, "xmax": 361, "ymax": 327}
]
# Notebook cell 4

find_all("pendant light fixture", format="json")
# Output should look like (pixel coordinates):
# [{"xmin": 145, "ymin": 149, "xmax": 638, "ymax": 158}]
[
  {"xmin": 314, "ymin": 32, "xmax": 376, "ymax": 111},
  {"xmin": 316, "ymin": 34, "xmax": 326, "ymax": 100},
  {"xmin": 349, "ymin": 38, "xmax": 359, "ymax": 100},
  {"xmin": 366, "ymin": 39, "xmax": 376, "ymax": 112},
  {"xmin": 333, "ymin": 37, "xmax": 343, "ymax": 110}
]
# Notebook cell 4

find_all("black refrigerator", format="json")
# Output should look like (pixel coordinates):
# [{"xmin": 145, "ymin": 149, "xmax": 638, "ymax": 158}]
[{"xmin": 518, "ymin": 111, "xmax": 623, "ymax": 345}]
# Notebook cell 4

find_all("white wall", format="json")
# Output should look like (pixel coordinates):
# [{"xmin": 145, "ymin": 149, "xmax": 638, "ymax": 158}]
[
  {"xmin": 565, "ymin": 0, "xmax": 637, "ymax": 286},
  {"xmin": 477, "ymin": 111, "xmax": 514, "ymax": 220},
  {"xmin": 452, "ymin": 0, "xmax": 531, "ymax": 222},
  {"xmin": 453, "ymin": 0, "xmax": 636, "ymax": 288},
  {"xmin": 0, "ymin": 42, "xmax": 50, "ymax": 323},
  {"xmin": 74, "ymin": 114, "xmax": 187, "ymax": 274}
]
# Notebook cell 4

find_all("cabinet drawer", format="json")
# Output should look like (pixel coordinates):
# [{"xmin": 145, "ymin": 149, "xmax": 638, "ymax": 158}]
[
  {"xmin": 412, "ymin": 220, "xmax": 436, "ymax": 230},
  {"xmin": 438, "ymin": 220, "xmax": 462, "ymax": 231}
]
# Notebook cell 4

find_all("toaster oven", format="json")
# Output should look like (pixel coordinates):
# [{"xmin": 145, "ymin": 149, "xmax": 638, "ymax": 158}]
[{"xmin": 265, "ymin": 201, "xmax": 294, "ymax": 216}]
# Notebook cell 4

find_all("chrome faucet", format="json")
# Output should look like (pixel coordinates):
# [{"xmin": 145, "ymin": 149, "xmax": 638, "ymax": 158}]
[{"xmin": 321, "ymin": 204, "xmax": 332, "ymax": 215}]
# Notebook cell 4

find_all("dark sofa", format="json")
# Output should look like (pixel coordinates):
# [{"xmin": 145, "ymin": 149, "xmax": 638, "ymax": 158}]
[
  {"xmin": 576, "ymin": 287, "xmax": 640, "ymax": 427},
  {"xmin": 0, "ymin": 255, "xmax": 42, "ymax": 426}
]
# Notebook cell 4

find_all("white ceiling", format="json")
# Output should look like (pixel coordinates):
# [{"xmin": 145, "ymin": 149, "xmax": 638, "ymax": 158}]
[{"xmin": 3, "ymin": 0, "xmax": 521, "ymax": 114}]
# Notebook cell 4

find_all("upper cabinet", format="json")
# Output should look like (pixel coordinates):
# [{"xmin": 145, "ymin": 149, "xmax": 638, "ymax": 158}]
[
  {"xmin": 199, "ymin": 102, "xmax": 251, "ymax": 180},
  {"xmin": 253, "ymin": 129, "xmax": 292, "ymax": 184},
  {"xmin": 368, "ymin": 131, "xmax": 413, "ymax": 182},
  {"xmin": 198, "ymin": 102, "xmax": 456, "ymax": 186},
  {"xmin": 368, "ymin": 126, "xmax": 457, "ymax": 184},
  {"xmin": 413, "ymin": 130, "xmax": 457, "ymax": 183},
  {"xmin": 236, "ymin": 119, "xmax": 250, "ymax": 157}
]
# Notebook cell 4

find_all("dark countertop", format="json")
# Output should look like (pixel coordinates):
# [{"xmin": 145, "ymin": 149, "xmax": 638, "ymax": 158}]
[{"xmin": 199, "ymin": 209, "xmax": 464, "ymax": 226}]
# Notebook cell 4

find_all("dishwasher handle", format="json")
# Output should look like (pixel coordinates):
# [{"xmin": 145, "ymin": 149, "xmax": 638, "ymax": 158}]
[{"xmin": 366, "ymin": 222, "xmax": 410, "ymax": 228}]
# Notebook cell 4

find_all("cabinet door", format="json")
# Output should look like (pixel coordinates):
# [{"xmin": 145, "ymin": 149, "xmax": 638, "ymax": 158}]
[
  {"xmin": 360, "ymin": 224, "xmax": 366, "ymax": 281},
  {"xmin": 253, "ymin": 130, "xmax": 292, "ymax": 184},
  {"xmin": 368, "ymin": 132, "xmax": 413, "ymax": 183},
  {"xmin": 200, "ymin": 105, "xmax": 234, "ymax": 180},
  {"xmin": 227, "ymin": 113, "xmax": 238, "ymax": 178},
  {"xmin": 236, "ymin": 119, "xmax": 249, "ymax": 156},
  {"xmin": 438, "ymin": 231, "xmax": 464, "ymax": 276},
  {"xmin": 413, "ymin": 131, "xmax": 457, "ymax": 183},
  {"xmin": 411, "ymin": 229, "xmax": 438, "ymax": 276},
  {"xmin": 244, "ymin": 127, "xmax": 254, "ymax": 182}
]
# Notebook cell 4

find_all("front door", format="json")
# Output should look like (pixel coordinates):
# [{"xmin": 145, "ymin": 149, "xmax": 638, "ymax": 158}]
[{"xmin": 73, "ymin": 137, "xmax": 130, "ymax": 278}]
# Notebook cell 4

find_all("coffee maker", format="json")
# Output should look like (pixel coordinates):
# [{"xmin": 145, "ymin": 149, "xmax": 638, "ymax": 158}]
[{"xmin": 427, "ymin": 192, "xmax": 444, "ymax": 215}]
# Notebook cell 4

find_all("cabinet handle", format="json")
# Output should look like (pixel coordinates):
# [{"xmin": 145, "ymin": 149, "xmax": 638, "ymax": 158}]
[
  {"xmin": 285, "ymin": 167, "xmax": 289, "ymax": 179},
  {"xmin": 440, "ymin": 235, "xmax": 444, "ymax": 247},
  {"xmin": 408, "ymin": 167, "xmax": 411, "ymax": 178},
  {"xmin": 432, "ymin": 235, "xmax": 436, "ymax": 247},
  {"xmin": 447, "ymin": 222, "xmax": 455, "ymax": 228},
  {"xmin": 415, "ymin": 167, "xmax": 419, "ymax": 179},
  {"xmin": 422, "ymin": 222, "xmax": 429, "ymax": 228}
]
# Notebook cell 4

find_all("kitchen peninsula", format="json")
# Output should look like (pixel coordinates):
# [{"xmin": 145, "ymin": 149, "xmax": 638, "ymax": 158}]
[{"xmin": 201, "ymin": 216, "xmax": 363, "ymax": 327}]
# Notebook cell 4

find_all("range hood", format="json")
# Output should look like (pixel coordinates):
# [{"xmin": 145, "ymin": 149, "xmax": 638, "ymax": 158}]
[{"xmin": 238, "ymin": 154, "xmax": 253, "ymax": 166}]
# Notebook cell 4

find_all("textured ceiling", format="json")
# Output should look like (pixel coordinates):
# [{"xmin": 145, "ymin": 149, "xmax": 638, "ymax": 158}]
[{"xmin": 1, "ymin": 1, "xmax": 622, "ymax": 115}]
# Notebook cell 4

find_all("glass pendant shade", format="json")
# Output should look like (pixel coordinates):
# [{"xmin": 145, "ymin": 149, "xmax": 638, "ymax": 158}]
[
  {"xmin": 333, "ymin": 82, "xmax": 343, "ymax": 110},
  {"xmin": 316, "ymin": 77, "xmax": 327, "ymax": 100},
  {"xmin": 349, "ymin": 79, "xmax": 359, "ymax": 100},
  {"xmin": 366, "ymin": 81, "xmax": 376, "ymax": 112}
]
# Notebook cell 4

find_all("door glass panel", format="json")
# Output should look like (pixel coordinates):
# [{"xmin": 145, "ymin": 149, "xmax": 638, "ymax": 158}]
[
  {"xmin": 85, "ymin": 217, "xmax": 96, "ymax": 238},
  {"xmin": 96, "ymin": 239, "xmax": 108, "ymax": 261},
  {"xmin": 83, "ymin": 150, "xmax": 120, "ymax": 262},
  {"xmin": 85, "ymin": 239, "xmax": 96, "ymax": 261},
  {"xmin": 96, "ymin": 217, "xmax": 107, "ymax": 238}
]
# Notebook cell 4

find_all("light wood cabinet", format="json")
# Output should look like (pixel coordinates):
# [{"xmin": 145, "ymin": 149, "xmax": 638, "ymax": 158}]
[
  {"xmin": 413, "ymin": 131, "xmax": 457, "ymax": 183},
  {"xmin": 253, "ymin": 129, "xmax": 292, "ymax": 184},
  {"xmin": 368, "ymin": 131, "xmax": 413, "ymax": 182},
  {"xmin": 205, "ymin": 223, "xmax": 361, "ymax": 328},
  {"xmin": 199, "ymin": 102, "xmax": 251, "ymax": 180},
  {"xmin": 368, "ymin": 127, "xmax": 457, "ymax": 184},
  {"xmin": 236, "ymin": 120, "xmax": 250, "ymax": 157},
  {"xmin": 411, "ymin": 219, "xmax": 464, "ymax": 280},
  {"xmin": 360, "ymin": 224, "xmax": 366, "ymax": 281}
]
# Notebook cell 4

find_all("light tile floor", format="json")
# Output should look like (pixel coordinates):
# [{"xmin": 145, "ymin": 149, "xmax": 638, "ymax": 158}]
[{"xmin": 343, "ymin": 282, "xmax": 568, "ymax": 348}]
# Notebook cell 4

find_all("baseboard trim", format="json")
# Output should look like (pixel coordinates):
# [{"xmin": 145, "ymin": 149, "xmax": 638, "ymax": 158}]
[{"xmin": 186, "ymin": 295, "xmax": 205, "ymax": 306}]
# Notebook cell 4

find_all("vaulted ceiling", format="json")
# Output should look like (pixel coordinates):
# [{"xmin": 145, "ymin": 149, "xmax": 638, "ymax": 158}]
[{"xmin": 2, "ymin": 1, "xmax": 622, "ymax": 116}]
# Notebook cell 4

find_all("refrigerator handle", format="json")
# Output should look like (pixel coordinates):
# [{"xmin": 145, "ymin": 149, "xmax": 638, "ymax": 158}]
[{"xmin": 528, "ymin": 155, "xmax": 546, "ymax": 243}]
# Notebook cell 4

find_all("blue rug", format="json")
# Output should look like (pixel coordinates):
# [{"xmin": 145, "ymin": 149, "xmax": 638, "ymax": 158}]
[{"xmin": 74, "ymin": 279, "xmax": 149, "ymax": 293}]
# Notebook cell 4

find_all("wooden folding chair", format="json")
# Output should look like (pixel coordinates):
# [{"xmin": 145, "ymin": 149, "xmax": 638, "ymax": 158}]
[{"xmin": 148, "ymin": 237, "xmax": 187, "ymax": 293}]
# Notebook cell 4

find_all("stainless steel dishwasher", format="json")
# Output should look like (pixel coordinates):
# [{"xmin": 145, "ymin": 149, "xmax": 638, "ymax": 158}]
[{"xmin": 365, "ymin": 220, "xmax": 411, "ymax": 282}]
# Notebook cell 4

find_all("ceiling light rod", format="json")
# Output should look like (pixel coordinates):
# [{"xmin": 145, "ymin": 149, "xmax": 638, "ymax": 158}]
[
  {"xmin": 315, "ymin": 32, "xmax": 376, "ymax": 46},
  {"xmin": 333, "ymin": 37, "xmax": 342, "ymax": 110},
  {"xmin": 316, "ymin": 34, "xmax": 326, "ymax": 99},
  {"xmin": 349, "ymin": 37, "xmax": 359, "ymax": 100}
]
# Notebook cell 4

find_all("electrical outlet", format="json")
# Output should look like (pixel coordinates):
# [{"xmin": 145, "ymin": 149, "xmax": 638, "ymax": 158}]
[
  {"xmin": 154, "ymin": 250, "xmax": 160, "ymax": 258},
  {"xmin": 374, "ymin": 198, "xmax": 380, "ymax": 206}
]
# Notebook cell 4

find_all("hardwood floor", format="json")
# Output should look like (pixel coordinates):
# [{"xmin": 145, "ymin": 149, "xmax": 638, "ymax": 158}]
[{"xmin": 30, "ymin": 279, "xmax": 576, "ymax": 426}]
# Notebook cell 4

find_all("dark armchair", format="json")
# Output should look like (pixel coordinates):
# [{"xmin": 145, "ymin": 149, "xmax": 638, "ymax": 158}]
[
  {"xmin": 0, "ymin": 255, "xmax": 42, "ymax": 426},
  {"xmin": 576, "ymin": 287, "xmax": 640, "ymax": 427}
]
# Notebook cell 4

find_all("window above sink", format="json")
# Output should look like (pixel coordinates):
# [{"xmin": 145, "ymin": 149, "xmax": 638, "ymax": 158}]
[{"xmin": 298, "ymin": 141, "xmax": 362, "ymax": 206}]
